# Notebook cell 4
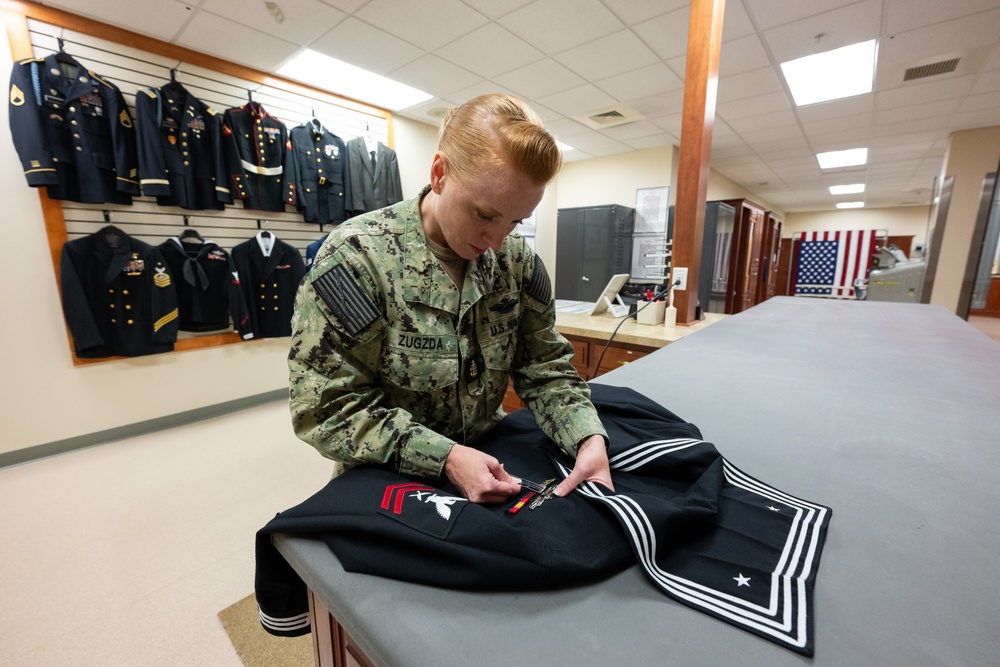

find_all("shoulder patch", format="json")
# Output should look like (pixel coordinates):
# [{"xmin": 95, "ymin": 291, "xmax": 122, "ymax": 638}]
[
  {"xmin": 313, "ymin": 264, "xmax": 380, "ymax": 336},
  {"xmin": 526, "ymin": 256, "xmax": 552, "ymax": 305}
]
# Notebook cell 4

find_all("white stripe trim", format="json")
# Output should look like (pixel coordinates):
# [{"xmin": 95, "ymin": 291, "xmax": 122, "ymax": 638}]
[
  {"xmin": 258, "ymin": 605, "xmax": 310, "ymax": 632},
  {"xmin": 562, "ymin": 439, "xmax": 827, "ymax": 650}
]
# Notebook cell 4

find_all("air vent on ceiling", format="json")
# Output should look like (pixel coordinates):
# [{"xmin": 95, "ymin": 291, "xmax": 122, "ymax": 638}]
[
  {"xmin": 904, "ymin": 58, "xmax": 960, "ymax": 81},
  {"xmin": 572, "ymin": 104, "xmax": 643, "ymax": 130}
]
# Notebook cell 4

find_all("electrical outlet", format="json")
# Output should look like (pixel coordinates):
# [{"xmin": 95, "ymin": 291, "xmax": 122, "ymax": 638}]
[{"xmin": 673, "ymin": 267, "xmax": 688, "ymax": 291}]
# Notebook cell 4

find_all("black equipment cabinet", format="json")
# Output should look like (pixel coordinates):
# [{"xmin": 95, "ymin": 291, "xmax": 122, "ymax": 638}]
[{"xmin": 555, "ymin": 205, "xmax": 635, "ymax": 302}]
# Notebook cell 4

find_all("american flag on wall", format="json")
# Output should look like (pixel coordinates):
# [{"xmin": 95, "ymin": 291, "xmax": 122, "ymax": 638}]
[{"xmin": 793, "ymin": 230, "xmax": 876, "ymax": 298}]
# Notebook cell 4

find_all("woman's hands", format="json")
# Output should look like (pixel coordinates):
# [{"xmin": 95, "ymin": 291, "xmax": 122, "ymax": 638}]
[{"xmin": 444, "ymin": 444, "xmax": 522, "ymax": 503}]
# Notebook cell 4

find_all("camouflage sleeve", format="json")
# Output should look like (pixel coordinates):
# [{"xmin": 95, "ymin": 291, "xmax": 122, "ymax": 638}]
[
  {"xmin": 288, "ymin": 250, "xmax": 455, "ymax": 479},
  {"xmin": 510, "ymin": 248, "xmax": 607, "ymax": 457}
]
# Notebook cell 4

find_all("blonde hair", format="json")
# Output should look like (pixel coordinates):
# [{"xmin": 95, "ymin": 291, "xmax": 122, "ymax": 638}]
[{"xmin": 438, "ymin": 94, "xmax": 562, "ymax": 186}]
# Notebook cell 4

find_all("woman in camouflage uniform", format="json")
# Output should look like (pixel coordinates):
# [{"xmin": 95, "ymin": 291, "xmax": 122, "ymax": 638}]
[{"xmin": 288, "ymin": 93, "xmax": 613, "ymax": 503}]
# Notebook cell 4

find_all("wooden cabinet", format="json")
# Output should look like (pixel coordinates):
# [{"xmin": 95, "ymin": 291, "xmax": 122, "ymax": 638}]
[
  {"xmin": 758, "ymin": 211, "xmax": 783, "ymax": 304},
  {"xmin": 502, "ymin": 333, "xmax": 654, "ymax": 412},
  {"xmin": 724, "ymin": 198, "xmax": 768, "ymax": 314}
]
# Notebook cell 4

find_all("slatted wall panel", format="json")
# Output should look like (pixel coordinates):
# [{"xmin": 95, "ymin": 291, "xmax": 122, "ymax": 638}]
[{"xmin": 13, "ymin": 11, "xmax": 395, "ymax": 359}]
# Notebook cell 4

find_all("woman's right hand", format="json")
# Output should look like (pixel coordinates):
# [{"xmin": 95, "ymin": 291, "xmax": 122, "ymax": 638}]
[{"xmin": 443, "ymin": 444, "xmax": 522, "ymax": 503}]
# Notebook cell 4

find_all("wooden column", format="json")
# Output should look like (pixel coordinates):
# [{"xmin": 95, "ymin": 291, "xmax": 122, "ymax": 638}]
[{"xmin": 673, "ymin": 0, "xmax": 725, "ymax": 324}]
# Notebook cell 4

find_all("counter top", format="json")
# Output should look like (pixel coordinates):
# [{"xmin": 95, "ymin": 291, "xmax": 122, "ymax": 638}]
[
  {"xmin": 275, "ymin": 298, "xmax": 1000, "ymax": 666},
  {"xmin": 555, "ymin": 310, "xmax": 728, "ymax": 348}
]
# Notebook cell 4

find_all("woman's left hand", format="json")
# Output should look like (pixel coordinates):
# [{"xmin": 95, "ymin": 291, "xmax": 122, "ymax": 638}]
[{"xmin": 553, "ymin": 434, "xmax": 614, "ymax": 497}]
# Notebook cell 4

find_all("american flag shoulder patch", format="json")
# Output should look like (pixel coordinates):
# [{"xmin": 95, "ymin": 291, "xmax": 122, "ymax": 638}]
[
  {"xmin": 525, "ymin": 256, "xmax": 552, "ymax": 304},
  {"xmin": 313, "ymin": 264, "xmax": 380, "ymax": 336}
]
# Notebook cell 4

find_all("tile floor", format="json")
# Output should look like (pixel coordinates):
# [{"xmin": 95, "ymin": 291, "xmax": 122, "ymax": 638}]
[{"xmin": 0, "ymin": 401, "xmax": 330, "ymax": 666}]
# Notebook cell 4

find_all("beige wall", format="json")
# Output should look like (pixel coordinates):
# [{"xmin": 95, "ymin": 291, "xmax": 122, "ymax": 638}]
[
  {"xmin": 784, "ymin": 207, "xmax": 931, "ymax": 244},
  {"xmin": 930, "ymin": 126, "xmax": 1000, "ymax": 312},
  {"xmin": 0, "ymin": 21, "xmax": 443, "ymax": 455}
]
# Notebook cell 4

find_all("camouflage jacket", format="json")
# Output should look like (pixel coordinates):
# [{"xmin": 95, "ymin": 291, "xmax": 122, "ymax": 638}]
[{"xmin": 288, "ymin": 193, "xmax": 606, "ymax": 479}]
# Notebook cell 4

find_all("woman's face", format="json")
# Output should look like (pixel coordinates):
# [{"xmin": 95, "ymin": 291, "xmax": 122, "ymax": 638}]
[{"xmin": 424, "ymin": 152, "xmax": 545, "ymax": 260}]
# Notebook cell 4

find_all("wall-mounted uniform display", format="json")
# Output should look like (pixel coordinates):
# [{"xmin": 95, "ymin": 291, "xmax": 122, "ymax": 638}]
[
  {"xmin": 135, "ymin": 79, "xmax": 231, "ymax": 210},
  {"xmin": 158, "ymin": 232, "xmax": 253, "ymax": 338},
  {"xmin": 345, "ymin": 134, "xmax": 402, "ymax": 215},
  {"xmin": 231, "ymin": 230, "xmax": 306, "ymax": 338},
  {"xmin": 222, "ymin": 101, "xmax": 291, "ymax": 212},
  {"xmin": 8, "ymin": 51, "xmax": 139, "ymax": 205},
  {"xmin": 305, "ymin": 235, "xmax": 326, "ymax": 268},
  {"xmin": 59, "ymin": 226, "xmax": 179, "ymax": 358},
  {"xmin": 284, "ymin": 119, "xmax": 352, "ymax": 225}
]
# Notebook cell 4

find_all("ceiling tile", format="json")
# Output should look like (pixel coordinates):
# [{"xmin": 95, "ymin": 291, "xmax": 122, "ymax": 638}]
[
  {"xmin": 716, "ymin": 90, "xmax": 791, "ymax": 121},
  {"xmin": 721, "ymin": 0, "xmax": 755, "ymax": 43},
  {"xmin": 38, "ymin": 0, "xmax": 196, "ymax": 42},
  {"xmin": 594, "ymin": 63, "xmax": 684, "ymax": 102},
  {"xmin": 388, "ymin": 54, "xmax": 481, "ymax": 98},
  {"xmin": 555, "ymin": 30, "xmax": 660, "ymax": 81},
  {"xmin": 436, "ymin": 23, "xmax": 544, "ymax": 78},
  {"xmin": 795, "ymin": 95, "xmax": 875, "ymax": 123},
  {"xmin": 498, "ymin": 0, "xmax": 625, "ymax": 55},
  {"xmin": 743, "ymin": 0, "xmax": 867, "ymax": 32},
  {"xmin": 587, "ymin": 141, "xmax": 633, "ymax": 157},
  {"xmin": 761, "ymin": 0, "xmax": 881, "ymax": 65},
  {"xmin": 957, "ymin": 90, "xmax": 1000, "ymax": 113},
  {"xmin": 885, "ymin": 0, "xmax": 1000, "ymax": 36},
  {"xmin": 875, "ymin": 99, "xmax": 962, "ymax": 125},
  {"xmin": 600, "ymin": 0, "xmax": 689, "ymax": 26},
  {"xmin": 625, "ymin": 133, "xmax": 677, "ymax": 151},
  {"xmin": 545, "ymin": 117, "xmax": 594, "ymax": 139},
  {"xmin": 718, "ymin": 33, "xmax": 772, "ymax": 78},
  {"xmin": 876, "ymin": 75, "xmax": 976, "ymax": 110},
  {"xmin": 600, "ymin": 119, "xmax": 663, "ymax": 141},
  {"xmin": 176, "ymin": 11, "xmax": 298, "ymax": 72},
  {"xmin": 971, "ymin": 69, "xmax": 1000, "ymax": 96},
  {"xmin": 459, "ymin": 0, "xmax": 536, "ymax": 20},
  {"xmin": 878, "ymin": 7, "xmax": 1000, "ymax": 69},
  {"xmin": 801, "ymin": 112, "xmax": 873, "ymax": 135},
  {"xmin": 628, "ymin": 90, "xmax": 685, "ymax": 118},
  {"xmin": 649, "ymin": 113, "xmax": 684, "ymax": 135},
  {"xmin": 632, "ymin": 6, "xmax": 691, "ymax": 62},
  {"xmin": 493, "ymin": 58, "xmax": 586, "ymax": 100},
  {"xmin": 559, "ymin": 129, "xmax": 623, "ymax": 150},
  {"xmin": 535, "ymin": 83, "xmax": 618, "ymax": 117},
  {"xmin": 356, "ymin": 0, "xmax": 488, "ymax": 51},
  {"xmin": 317, "ymin": 0, "xmax": 370, "ymax": 11},
  {"xmin": 718, "ymin": 66, "xmax": 784, "ymax": 105},
  {"xmin": 202, "ymin": 0, "xmax": 346, "ymax": 45},
  {"xmin": 309, "ymin": 17, "xmax": 423, "ymax": 75},
  {"xmin": 446, "ymin": 81, "xmax": 518, "ymax": 105}
]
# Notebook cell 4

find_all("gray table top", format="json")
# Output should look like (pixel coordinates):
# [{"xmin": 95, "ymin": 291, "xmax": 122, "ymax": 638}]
[{"xmin": 275, "ymin": 297, "xmax": 1000, "ymax": 666}]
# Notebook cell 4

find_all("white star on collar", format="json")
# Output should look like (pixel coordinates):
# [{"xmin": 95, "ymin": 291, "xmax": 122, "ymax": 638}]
[{"xmin": 734, "ymin": 573, "xmax": 751, "ymax": 587}]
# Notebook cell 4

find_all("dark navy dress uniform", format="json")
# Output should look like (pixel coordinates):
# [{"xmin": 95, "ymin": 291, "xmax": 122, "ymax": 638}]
[
  {"xmin": 135, "ymin": 81, "xmax": 232, "ymax": 210},
  {"xmin": 222, "ymin": 102, "xmax": 290, "ymax": 212},
  {"xmin": 231, "ymin": 232, "xmax": 306, "ymax": 338},
  {"xmin": 8, "ymin": 53, "xmax": 139, "ymax": 205},
  {"xmin": 60, "ymin": 227, "xmax": 180, "ymax": 358},
  {"xmin": 158, "ymin": 237, "xmax": 253, "ymax": 338},
  {"xmin": 283, "ymin": 120, "xmax": 352, "ymax": 225}
]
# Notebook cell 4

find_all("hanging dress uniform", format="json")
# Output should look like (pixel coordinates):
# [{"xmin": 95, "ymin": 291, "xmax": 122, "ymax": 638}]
[
  {"xmin": 158, "ymin": 237, "xmax": 253, "ymax": 338},
  {"xmin": 283, "ymin": 120, "xmax": 352, "ymax": 225},
  {"xmin": 135, "ymin": 80, "xmax": 232, "ymax": 210},
  {"xmin": 345, "ymin": 135, "xmax": 402, "ymax": 215},
  {"xmin": 221, "ymin": 101, "xmax": 290, "ymax": 212},
  {"xmin": 60, "ymin": 227, "xmax": 179, "ymax": 358},
  {"xmin": 231, "ymin": 231, "xmax": 306, "ymax": 338},
  {"xmin": 8, "ymin": 52, "xmax": 139, "ymax": 205}
]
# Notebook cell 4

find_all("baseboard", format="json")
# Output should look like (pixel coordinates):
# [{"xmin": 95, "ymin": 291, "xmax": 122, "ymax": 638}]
[{"xmin": 0, "ymin": 389, "xmax": 287, "ymax": 470}]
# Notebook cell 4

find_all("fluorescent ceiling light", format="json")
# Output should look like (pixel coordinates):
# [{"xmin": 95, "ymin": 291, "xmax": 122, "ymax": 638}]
[
  {"xmin": 829, "ymin": 183, "xmax": 865, "ymax": 195},
  {"xmin": 556, "ymin": 141, "xmax": 575, "ymax": 152},
  {"xmin": 817, "ymin": 147, "xmax": 868, "ymax": 169},
  {"xmin": 836, "ymin": 201, "xmax": 865, "ymax": 209},
  {"xmin": 780, "ymin": 39, "xmax": 877, "ymax": 106},
  {"xmin": 277, "ymin": 50, "xmax": 432, "ymax": 111}
]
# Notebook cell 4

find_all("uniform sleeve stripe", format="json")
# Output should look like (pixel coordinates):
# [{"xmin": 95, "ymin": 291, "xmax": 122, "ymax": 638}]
[
  {"xmin": 313, "ymin": 264, "xmax": 379, "ymax": 336},
  {"xmin": 141, "ymin": 178, "xmax": 170, "ymax": 186},
  {"xmin": 153, "ymin": 309, "xmax": 178, "ymax": 332}
]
